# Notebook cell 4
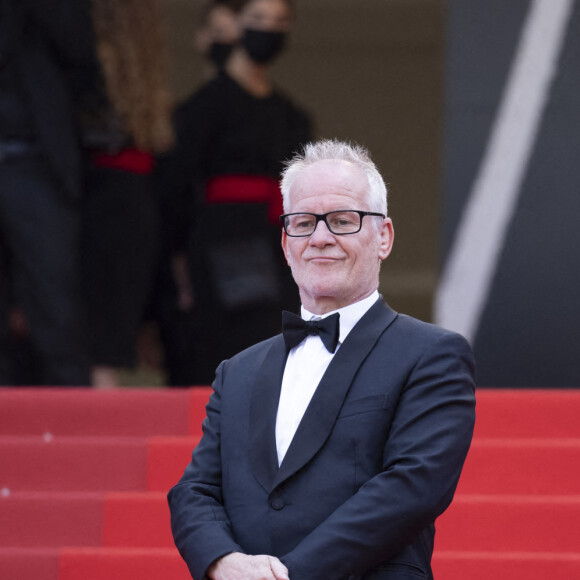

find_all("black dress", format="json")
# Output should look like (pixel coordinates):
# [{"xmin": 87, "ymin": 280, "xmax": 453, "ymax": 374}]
[
  {"xmin": 79, "ymin": 80, "xmax": 160, "ymax": 370},
  {"xmin": 156, "ymin": 72, "xmax": 312, "ymax": 384}
]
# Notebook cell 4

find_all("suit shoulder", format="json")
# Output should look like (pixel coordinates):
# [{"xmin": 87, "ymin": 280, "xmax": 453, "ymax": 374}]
[
  {"xmin": 224, "ymin": 334, "xmax": 282, "ymax": 367},
  {"xmin": 390, "ymin": 313, "xmax": 473, "ymax": 352},
  {"xmin": 377, "ymin": 312, "xmax": 476, "ymax": 389},
  {"xmin": 215, "ymin": 335, "xmax": 283, "ymax": 393}
]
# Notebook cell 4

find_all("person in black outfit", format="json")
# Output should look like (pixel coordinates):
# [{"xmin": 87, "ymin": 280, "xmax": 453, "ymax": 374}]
[
  {"xmin": 79, "ymin": 0, "xmax": 174, "ymax": 388},
  {"xmin": 156, "ymin": 0, "xmax": 312, "ymax": 386},
  {"xmin": 0, "ymin": 0, "xmax": 93, "ymax": 385}
]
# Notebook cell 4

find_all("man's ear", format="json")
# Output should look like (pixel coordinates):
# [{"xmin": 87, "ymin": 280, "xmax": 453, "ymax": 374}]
[
  {"xmin": 378, "ymin": 218, "xmax": 394, "ymax": 261},
  {"xmin": 281, "ymin": 230, "xmax": 291, "ymax": 266}
]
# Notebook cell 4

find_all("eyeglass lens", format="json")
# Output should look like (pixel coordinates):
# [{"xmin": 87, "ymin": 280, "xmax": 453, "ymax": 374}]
[{"xmin": 285, "ymin": 211, "xmax": 362, "ymax": 236}]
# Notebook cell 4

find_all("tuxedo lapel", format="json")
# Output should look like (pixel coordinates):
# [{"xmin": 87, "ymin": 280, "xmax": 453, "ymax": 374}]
[
  {"xmin": 273, "ymin": 298, "xmax": 398, "ymax": 490},
  {"xmin": 249, "ymin": 336, "xmax": 288, "ymax": 492}
]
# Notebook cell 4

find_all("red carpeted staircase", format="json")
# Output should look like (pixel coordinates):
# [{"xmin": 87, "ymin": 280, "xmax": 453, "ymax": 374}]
[
  {"xmin": 0, "ymin": 388, "xmax": 210, "ymax": 580},
  {"xmin": 432, "ymin": 389, "xmax": 580, "ymax": 579},
  {"xmin": 1, "ymin": 387, "xmax": 579, "ymax": 580}
]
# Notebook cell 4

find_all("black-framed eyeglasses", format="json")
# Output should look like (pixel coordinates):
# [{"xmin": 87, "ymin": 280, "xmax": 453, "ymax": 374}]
[{"xmin": 279, "ymin": 210, "xmax": 385, "ymax": 237}]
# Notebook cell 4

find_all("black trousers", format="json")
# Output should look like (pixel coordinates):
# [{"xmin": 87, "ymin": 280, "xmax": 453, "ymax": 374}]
[{"xmin": 0, "ymin": 156, "xmax": 90, "ymax": 385}]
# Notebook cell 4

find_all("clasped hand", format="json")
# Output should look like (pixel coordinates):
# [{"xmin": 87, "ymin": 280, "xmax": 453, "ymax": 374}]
[{"xmin": 207, "ymin": 552, "xmax": 290, "ymax": 580}]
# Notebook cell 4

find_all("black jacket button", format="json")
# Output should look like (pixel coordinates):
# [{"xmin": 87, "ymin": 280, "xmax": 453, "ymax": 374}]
[{"xmin": 270, "ymin": 497, "xmax": 285, "ymax": 510}]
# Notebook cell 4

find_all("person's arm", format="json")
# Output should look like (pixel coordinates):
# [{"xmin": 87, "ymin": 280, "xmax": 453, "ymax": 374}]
[
  {"xmin": 280, "ymin": 331, "xmax": 476, "ymax": 580},
  {"xmin": 155, "ymin": 91, "xmax": 212, "ymax": 256},
  {"xmin": 168, "ymin": 359, "xmax": 289, "ymax": 580},
  {"xmin": 167, "ymin": 362, "xmax": 243, "ymax": 580}
]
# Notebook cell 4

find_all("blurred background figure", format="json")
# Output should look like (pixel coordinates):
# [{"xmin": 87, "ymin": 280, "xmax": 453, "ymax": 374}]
[
  {"xmin": 156, "ymin": 0, "xmax": 312, "ymax": 386},
  {"xmin": 0, "ymin": 0, "xmax": 93, "ymax": 386},
  {"xmin": 80, "ymin": 0, "xmax": 174, "ymax": 388},
  {"xmin": 194, "ymin": 0, "xmax": 240, "ymax": 80},
  {"xmin": 153, "ymin": 0, "xmax": 240, "ymax": 387}
]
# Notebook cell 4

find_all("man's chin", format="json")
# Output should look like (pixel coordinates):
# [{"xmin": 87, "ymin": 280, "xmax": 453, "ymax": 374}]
[{"xmin": 302, "ymin": 280, "xmax": 343, "ymax": 302}]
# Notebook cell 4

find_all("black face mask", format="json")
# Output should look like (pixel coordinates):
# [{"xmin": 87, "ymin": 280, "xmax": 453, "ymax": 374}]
[
  {"xmin": 208, "ymin": 42, "xmax": 233, "ymax": 69},
  {"xmin": 241, "ymin": 28, "xmax": 287, "ymax": 64}
]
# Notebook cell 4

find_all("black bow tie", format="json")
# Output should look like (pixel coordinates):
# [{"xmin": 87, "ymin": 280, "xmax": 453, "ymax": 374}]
[{"xmin": 281, "ymin": 311, "xmax": 340, "ymax": 353}]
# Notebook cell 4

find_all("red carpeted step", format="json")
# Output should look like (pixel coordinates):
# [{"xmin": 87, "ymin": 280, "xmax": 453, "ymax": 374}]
[
  {"xmin": 0, "ymin": 492, "xmax": 103, "ymax": 548},
  {"xmin": 432, "ymin": 551, "xmax": 580, "ymax": 580},
  {"xmin": 0, "ymin": 388, "xmax": 201, "ymax": 437},
  {"xmin": 0, "ymin": 436, "xmax": 147, "ymax": 492},
  {"xmin": 102, "ymin": 492, "xmax": 173, "ymax": 548},
  {"xmin": 59, "ymin": 547, "xmax": 191, "ymax": 580},
  {"xmin": 0, "ymin": 548, "xmax": 59, "ymax": 580},
  {"xmin": 457, "ymin": 438, "xmax": 580, "ymax": 495},
  {"xmin": 435, "ymin": 494, "xmax": 580, "ymax": 552},
  {"xmin": 475, "ymin": 389, "xmax": 580, "ymax": 438},
  {"xmin": 146, "ymin": 436, "xmax": 201, "ymax": 492}
]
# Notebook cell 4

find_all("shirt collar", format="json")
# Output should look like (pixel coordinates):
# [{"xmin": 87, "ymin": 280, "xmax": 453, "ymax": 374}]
[{"xmin": 301, "ymin": 290, "xmax": 379, "ymax": 345}]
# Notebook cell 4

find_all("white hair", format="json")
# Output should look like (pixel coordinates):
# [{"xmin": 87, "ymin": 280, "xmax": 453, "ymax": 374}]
[{"xmin": 280, "ymin": 139, "xmax": 388, "ymax": 215}]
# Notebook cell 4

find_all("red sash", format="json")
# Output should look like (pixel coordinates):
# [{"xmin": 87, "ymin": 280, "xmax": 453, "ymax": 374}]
[
  {"xmin": 205, "ymin": 174, "xmax": 283, "ymax": 224},
  {"xmin": 92, "ymin": 148, "xmax": 154, "ymax": 174}
]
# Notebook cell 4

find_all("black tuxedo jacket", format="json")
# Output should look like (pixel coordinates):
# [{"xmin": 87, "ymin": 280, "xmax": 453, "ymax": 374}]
[{"xmin": 169, "ymin": 298, "xmax": 476, "ymax": 580}]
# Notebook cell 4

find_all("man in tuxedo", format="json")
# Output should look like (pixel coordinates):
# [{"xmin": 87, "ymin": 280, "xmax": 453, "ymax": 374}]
[{"xmin": 168, "ymin": 139, "xmax": 476, "ymax": 580}]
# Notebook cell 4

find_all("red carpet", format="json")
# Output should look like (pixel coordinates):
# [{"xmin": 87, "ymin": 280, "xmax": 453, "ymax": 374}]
[
  {"xmin": 0, "ymin": 388, "xmax": 209, "ymax": 580},
  {"xmin": 0, "ymin": 387, "xmax": 578, "ymax": 579},
  {"xmin": 432, "ymin": 389, "xmax": 580, "ymax": 579}
]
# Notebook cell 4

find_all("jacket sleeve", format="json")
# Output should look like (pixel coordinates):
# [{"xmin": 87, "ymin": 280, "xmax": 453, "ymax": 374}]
[
  {"xmin": 167, "ymin": 362, "xmax": 243, "ymax": 580},
  {"xmin": 154, "ymin": 90, "xmax": 214, "ymax": 254},
  {"xmin": 280, "ymin": 331, "xmax": 476, "ymax": 580}
]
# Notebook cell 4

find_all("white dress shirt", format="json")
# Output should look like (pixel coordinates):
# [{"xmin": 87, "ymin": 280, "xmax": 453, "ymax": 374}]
[{"xmin": 275, "ymin": 291, "xmax": 379, "ymax": 465}]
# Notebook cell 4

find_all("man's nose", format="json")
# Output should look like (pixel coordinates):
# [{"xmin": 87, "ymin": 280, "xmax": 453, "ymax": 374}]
[{"xmin": 308, "ymin": 219, "xmax": 336, "ymax": 245}]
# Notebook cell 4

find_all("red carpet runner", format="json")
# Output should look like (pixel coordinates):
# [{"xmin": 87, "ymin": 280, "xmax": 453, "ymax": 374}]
[{"xmin": 1, "ymin": 388, "xmax": 579, "ymax": 579}]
